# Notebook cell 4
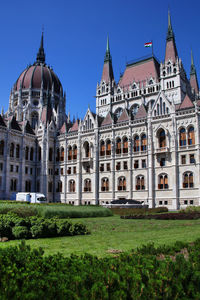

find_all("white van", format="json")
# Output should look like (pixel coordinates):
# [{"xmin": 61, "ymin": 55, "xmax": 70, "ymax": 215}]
[{"xmin": 16, "ymin": 193, "xmax": 47, "ymax": 203}]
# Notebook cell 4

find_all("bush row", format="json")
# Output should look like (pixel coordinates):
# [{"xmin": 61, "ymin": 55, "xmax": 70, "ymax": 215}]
[
  {"xmin": 0, "ymin": 239, "xmax": 200, "ymax": 298},
  {"xmin": 112, "ymin": 206, "xmax": 168, "ymax": 216},
  {"xmin": 0, "ymin": 202, "xmax": 113, "ymax": 218},
  {"xmin": 121, "ymin": 212, "xmax": 200, "ymax": 220},
  {"xmin": 0, "ymin": 214, "xmax": 90, "ymax": 239}
]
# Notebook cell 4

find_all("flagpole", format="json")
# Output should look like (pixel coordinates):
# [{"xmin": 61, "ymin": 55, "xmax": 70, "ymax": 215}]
[{"xmin": 151, "ymin": 40, "xmax": 153, "ymax": 57}]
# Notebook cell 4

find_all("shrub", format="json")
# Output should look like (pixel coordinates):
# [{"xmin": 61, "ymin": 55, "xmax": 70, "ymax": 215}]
[
  {"xmin": 121, "ymin": 212, "xmax": 200, "ymax": 220},
  {"xmin": 112, "ymin": 206, "xmax": 168, "ymax": 216},
  {"xmin": 12, "ymin": 226, "xmax": 30, "ymax": 239}
]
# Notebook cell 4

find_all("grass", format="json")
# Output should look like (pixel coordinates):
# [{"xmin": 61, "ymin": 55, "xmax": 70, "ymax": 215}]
[{"xmin": 0, "ymin": 215, "xmax": 200, "ymax": 257}]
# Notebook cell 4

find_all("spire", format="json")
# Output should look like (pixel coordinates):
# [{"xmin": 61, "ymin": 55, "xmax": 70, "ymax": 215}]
[
  {"xmin": 165, "ymin": 10, "xmax": 178, "ymax": 63},
  {"xmin": 166, "ymin": 9, "xmax": 174, "ymax": 40},
  {"xmin": 104, "ymin": 36, "xmax": 111, "ymax": 62},
  {"xmin": 101, "ymin": 36, "xmax": 114, "ymax": 83},
  {"xmin": 36, "ymin": 32, "xmax": 45, "ymax": 63},
  {"xmin": 190, "ymin": 49, "xmax": 196, "ymax": 76}
]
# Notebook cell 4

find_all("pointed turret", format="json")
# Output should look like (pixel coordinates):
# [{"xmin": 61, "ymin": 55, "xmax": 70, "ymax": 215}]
[
  {"xmin": 165, "ymin": 10, "xmax": 178, "ymax": 63},
  {"xmin": 101, "ymin": 36, "xmax": 114, "ymax": 83},
  {"xmin": 36, "ymin": 32, "xmax": 46, "ymax": 64},
  {"xmin": 190, "ymin": 50, "xmax": 199, "ymax": 95}
]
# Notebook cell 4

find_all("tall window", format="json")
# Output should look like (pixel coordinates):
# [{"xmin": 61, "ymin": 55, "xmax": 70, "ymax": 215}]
[
  {"xmin": 183, "ymin": 172, "xmax": 193, "ymax": 188},
  {"xmin": 159, "ymin": 129, "xmax": 166, "ymax": 148},
  {"xmin": 100, "ymin": 141, "xmax": 105, "ymax": 156},
  {"xmin": 116, "ymin": 138, "xmax": 121, "ymax": 154},
  {"xmin": 158, "ymin": 174, "xmax": 168, "ymax": 189},
  {"xmin": 0, "ymin": 141, "xmax": 4, "ymax": 156},
  {"xmin": 10, "ymin": 143, "xmax": 14, "ymax": 158},
  {"xmin": 38, "ymin": 146, "xmax": 41, "ymax": 161},
  {"xmin": 136, "ymin": 176, "xmax": 145, "ymax": 190},
  {"xmin": 106, "ymin": 140, "xmax": 111, "ymax": 156},
  {"xmin": 123, "ymin": 137, "xmax": 128, "ymax": 154},
  {"xmin": 10, "ymin": 179, "xmax": 17, "ymax": 191},
  {"xmin": 101, "ymin": 178, "xmax": 109, "ymax": 191},
  {"xmin": 69, "ymin": 180, "xmax": 75, "ymax": 192},
  {"xmin": 84, "ymin": 179, "xmax": 91, "ymax": 192},
  {"xmin": 73, "ymin": 145, "xmax": 77, "ymax": 160},
  {"xmin": 25, "ymin": 146, "xmax": 29, "ymax": 160},
  {"xmin": 141, "ymin": 134, "xmax": 147, "ymax": 151},
  {"xmin": 16, "ymin": 144, "xmax": 20, "ymax": 159},
  {"xmin": 188, "ymin": 127, "xmax": 195, "ymax": 145},
  {"xmin": 118, "ymin": 177, "xmax": 126, "ymax": 191},
  {"xmin": 30, "ymin": 147, "xmax": 34, "ymax": 161},
  {"xmin": 68, "ymin": 146, "xmax": 72, "ymax": 161},
  {"xmin": 56, "ymin": 181, "xmax": 62, "ymax": 193},
  {"xmin": 31, "ymin": 112, "xmax": 38, "ymax": 129},
  {"xmin": 60, "ymin": 147, "xmax": 64, "ymax": 161},
  {"xmin": 25, "ymin": 180, "xmax": 31, "ymax": 192},
  {"xmin": 134, "ymin": 135, "xmax": 139, "ymax": 152},
  {"xmin": 48, "ymin": 182, "xmax": 52, "ymax": 193},
  {"xmin": 84, "ymin": 142, "xmax": 90, "ymax": 158},
  {"xmin": 36, "ymin": 181, "xmax": 40, "ymax": 192},
  {"xmin": 179, "ymin": 128, "xmax": 186, "ymax": 146},
  {"xmin": 49, "ymin": 147, "xmax": 53, "ymax": 162}
]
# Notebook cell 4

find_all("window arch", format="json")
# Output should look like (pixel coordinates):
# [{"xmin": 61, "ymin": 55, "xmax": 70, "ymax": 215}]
[
  {"xmin": 188, "ymin": 126, "xmax": 195, "ymax": 145},
  {"xmin": 123, "ymin": 137, "xmax": 128, "ymax": 154},
  {"xmin": 134, "ymin": 135, "xmax": 140, "ymax": 152},
  {"xmin": 141, "ymin": 134, "xmax": 147, "ymax": 151},
  {"xmin": 84, "ymin": 142, "xmax": 90, "ymax": 158},
  {"xmin": 101, "ymin": 178, "xmax": 109, "ymax": 191},
  {"xmin": 179, "ymin": 128, "xmax": 186, "ymax": 146},
  {"xmin": 31, "ymin": 112, "xmax": 39, "ymax": 129},
  {"xmin": 49, "ymin": 147, "xmax": 53, "ymax": 162},
  {"xmin": 183, "ymin": 172, "xmax": 193, "ymax": 188},
  {"xmin": 69, "ymin": 180, "xmax": 75, "ymax": 192},
  {"xmin": 0, "ymin": 140, "xmax": 4, "ymax": 156},
  {"xmin": 60, "ymin": 147, "xmax": 64, "ymax": 161},
  {"xmin": 118, "ymin": 176, "xmax": 126, "ymax": 191},
  {"xmin": 30, "ymin": 147, "xmax": 34, "ymax": 161},
  {"xmin": 158, "ymin": 174, "xmax": 168, "ymax": 189},
  {"xmin": 73, "ymin": 145, "xmax": 77, "ymax": 160},
  {"xmin": 115, "ymin": 107, "xmax": 123, "ymax": 119},
  {"xmin": 158, "ymin": 129, "xmax": 166, "ymax": 148},
  {"xmin": 116, "ymin": 138, "xmax": 121, "ymax": 154},
  {"xmin": 68, "ymin": 146, "xmax": 72, "ymax": 161},
  {"xmin": 10, "ymin": 143, "xmax": 14, "ymax": 158},
  {"xmin": 106, "ymin": 140, "xmax": 111, "ymax": 156},
  {"xmin": 136, "ymin": 175, "xmax": 145, "ymax": 190},
  {"xmin": 84, "ymin": 179, "xmax": 91, "ymax": 192},
  {"xmin": 100, "ymin": 140, "xmax": 105, "ymax": 156}
]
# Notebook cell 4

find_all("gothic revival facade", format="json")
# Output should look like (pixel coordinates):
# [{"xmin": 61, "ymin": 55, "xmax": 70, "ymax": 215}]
[{"xmin": 0, "ymin": 13, "xmax": 200, "ymax": 209}]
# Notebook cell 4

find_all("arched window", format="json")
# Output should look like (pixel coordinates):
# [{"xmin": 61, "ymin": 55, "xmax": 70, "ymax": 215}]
[
  {"xmin": 0, "ymin": 141, "xmax": 4, "ymax": 156},
  {"xmin": 56, "ymin": 181, "xmax": 62, "ymax": 193},
  {"xmin": 123, "ymin": 137, "xmax": 128, "ymax": 154},
  {"xmin": 159, "ymin": 129, "xmax": 166, "ymax": 148},
  {"xmin": 25, "ymin": 180, "xmax": 31, "ymax": 192},
  {"xmin": 141, "ymin": 134, "xmax": 147, "ymax": 151},
  {"xmin": 49, "ymin": 147, "xmax": 53, "ymax": 162},
  {"xmin": 10, "ymin": 179, "xmax": 17, "ymax": 191},
  {"xmin": 48, "ymin": 182, "xmax": 52, "ymax": 193},
  {"xmin": 101, "ymin": 178, "xmax": 109, "ymax": 191},
  {"xmin": 68, "ymin": 146, "xmax": 72, "ymax": 161},
  {"xmin": 188, "ymin": 126, "xmax": 195, "ymax": 145},
  {"xmin": 31, "ymin": 112, "xmax": 39, "ymax": 129},
  {"xmin": 84, "ymin": 179, "xmax": 91, "ymax": 192},
  {"xmin": 115, "ymin": 107, "xmax": 123, "ymax": 119},
  {"xmin": 158, "ymin": 174, "xmax": 168, "ymax": 189},
  {"xmin": 36, "ymin": 180, "xmax": 40, "ymax": 192},
  {"xmin": 118, "ymin": 177, "xmax": 126, "ymax": 191},
  {"xmin": 134, "ymin": 135, "xmax": 140, "ymax": 152},
  {"xmin": 131, "ymin": 104, "xmax": 139, "ymax": 117},
  {"xmin": 69, "ymin": 180, "xmax": 75, "ymax": 192},
  {"xmin": 183, "ymin": 172, "xmax": 193, "ymax": 188},
  {"xmin": 84, "ymin": 142, "xmax": 90, "ymax": 158},
  {"xmin": 106, "ymin": 140, "xmax": 111, "ymax": 156},
  {"xmin": 136, "ymin": 176, "xmax": 145, "ymax": 190},
  {"xmin": 179, "ymin": 128, "xmax": 186, "ymax": 146},
  {"xmin": 16, "ymin": 144, "xmax": 20, "ymax": 159},
  {"xmin": 60, "ymin": 147, "xmax": 64, "ymax": 161},
  {"xmin": 73, "ymin": 145, "xmax": 77, "ymax": 160},
  {"xmin": 116, "ymin": 138, "xmax": 121, "ymax": 154},
  {"xmin": 10, "ymin": 143, "xmax": 14, "ymax": 158},
  {"xmin": 38, "ymin": 146, "xmax": 41, "ymax": 161},
  {"xmin": 25, "ymin": 146, "xmax": 29, "ymax": 160},
  {"xmin": 100, "ymin": 141, "xmax": 105, "ymax": 156},
  {"xmin": 30, "ymin": 147, "xmax": 34, "ymax": 161}
]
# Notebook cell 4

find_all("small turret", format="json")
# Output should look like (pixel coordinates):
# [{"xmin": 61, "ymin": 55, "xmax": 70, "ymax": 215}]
[
  {"xmin": 165, "ymin": 10, "xmax": 178, "ymax": 63},
  {"xmin": 36, "ymin": 32, "xmax": 45, "ymax": 64},
  {"xmin": 190, "ymin": 49, "xmax": 199, "ymax": 95}
]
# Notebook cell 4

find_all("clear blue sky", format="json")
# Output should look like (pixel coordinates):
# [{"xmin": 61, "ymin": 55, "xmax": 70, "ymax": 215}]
[{"xmin": 1, "ymin": 0, "xmax": 200, "ymax": 119}]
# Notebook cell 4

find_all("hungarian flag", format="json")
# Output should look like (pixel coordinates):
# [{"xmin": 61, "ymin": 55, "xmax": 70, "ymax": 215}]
[{"xmin": 144, "ymin": 42, "xmax": 152, "ymax": 48}]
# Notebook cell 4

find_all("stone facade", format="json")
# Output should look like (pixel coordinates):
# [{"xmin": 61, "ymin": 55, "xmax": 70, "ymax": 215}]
[{"xmin": 0, "ymin": 13, "xmax": 200, "ymax": 209}]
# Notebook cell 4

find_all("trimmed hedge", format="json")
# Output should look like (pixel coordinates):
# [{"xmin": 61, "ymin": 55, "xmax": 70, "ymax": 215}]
[
  {"xmin": 112, "ymin": 206, "xmax": 168, "ymax": 216},
  {"xmin": 121, "ymin": 212, "xmax": 200, "ymax": 220},
  {"xmin": 0, "ymin": 214, "xmax": 90, "ymax": 239},
  {"xmin": 0, "ymin": 239, "xmax": 200, "ymax": 298}
]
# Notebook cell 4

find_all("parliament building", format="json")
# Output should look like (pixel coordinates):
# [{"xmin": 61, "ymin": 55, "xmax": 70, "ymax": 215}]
[{"xmin": 0, "ymin": 12, "xmax": 199, "ymax": 209}]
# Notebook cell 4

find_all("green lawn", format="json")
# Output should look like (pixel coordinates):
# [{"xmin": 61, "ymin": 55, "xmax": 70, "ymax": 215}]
[{"xmin": 0, "ymin": 215, "xmax": 200, "ymax": 257}]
